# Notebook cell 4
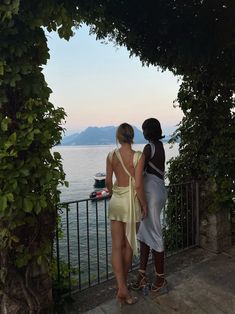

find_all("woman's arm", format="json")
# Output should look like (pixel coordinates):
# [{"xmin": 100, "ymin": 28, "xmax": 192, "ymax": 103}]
[
  {"xmin": 135, "ymin": 153, "xmax": 148, "ymax": 218},
  {"xmin": 105, "ymin": 154, "xmax": 113, "ymax": 195},
  {"xmin": 143, "ymin": 144, "xmax": 151, "ymax": 168}
]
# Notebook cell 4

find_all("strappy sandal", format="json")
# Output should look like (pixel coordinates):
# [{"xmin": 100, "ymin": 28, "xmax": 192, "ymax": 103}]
[
  {"xmin": 151, "ymin": 272, "xmax": 169, "ymax": 294},
  {"xmin": 116, "ymin": 293, "xmax": 138, "ymax": 307},
  {"xmin": 130, "ymin": 270, "xmax": 148, "ymax": 291}
]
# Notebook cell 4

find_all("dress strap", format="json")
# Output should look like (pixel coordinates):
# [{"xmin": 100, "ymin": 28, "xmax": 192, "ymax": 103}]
[
  {"xmin": 115, "ymin": 149, "xmax": 132, "ymax": 177},
  {"xmin": 108, "ymin": 150, "xmax": 115, "ymax": 163},
  {"xmin": 148, "ymin": 143, "xmax": 164, "ymax": 177},
  {"xmin": 114, "ymin": 149, "xmax": 138, "ymax": 255},
  {"xmin": 148, "ymin": 161, "xmax": 164, "ymax": 176},
  {"xmin": 149, "ymin": 142, "xmax": 155, "ymax": 159},
  {"xmin": 133, "ymin": 151, "xmax": 142, "ymax": 168}
]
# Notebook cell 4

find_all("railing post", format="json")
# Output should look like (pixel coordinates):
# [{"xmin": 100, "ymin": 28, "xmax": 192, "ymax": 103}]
[
  {"xmin": 66, "ymin": 205, "xmax": 71, "ymax": 295},
  {"xmin": 195, "ymin": 181, "xmax": 200, "ymax": 246},
  {"xmin": 55, "ymin": 207, "xmax": 60, "ymax": 286}
]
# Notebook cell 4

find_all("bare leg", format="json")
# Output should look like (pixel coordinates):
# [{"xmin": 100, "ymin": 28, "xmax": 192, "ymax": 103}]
[
  {"xmin": 123, "ymin": 233, "xmax": 133, "ymax": 282},
  {"xmin": 139, "ymin": 241, "xmax": 150, "ymax": 271},
  {"xmin": 111, "ymin": 221, "xmax": 129, "ymax": 296},
  {"xmin": 131, "ymin": 241, "xmax": 149, "ymax": 290},
  {"xmin": 152, "ymin": 250, "xmax": 165, "ymax": 286}
]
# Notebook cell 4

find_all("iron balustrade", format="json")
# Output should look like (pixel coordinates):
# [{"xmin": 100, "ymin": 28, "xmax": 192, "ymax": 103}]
[{"xmin": 53, "ymin": 181, "xmax": 199, "ymax": 296}]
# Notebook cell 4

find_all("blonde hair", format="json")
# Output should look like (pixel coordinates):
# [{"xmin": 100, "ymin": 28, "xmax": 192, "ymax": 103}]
[{"xmin": 116, "ymin": 123, "xmax": 134, "ymax": 144}]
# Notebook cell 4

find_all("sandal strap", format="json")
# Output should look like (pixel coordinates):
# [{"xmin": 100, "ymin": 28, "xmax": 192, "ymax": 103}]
[
  {"xmin": 155, "ymin": 272, "xmax": 165, "ymax": 278},
  {"xmin": 130, "ymin": 270, "xmax": 147, "ymax": 290},
  {"xmin": 151, "ymin": 279, "xmax": 168, "ymax": 292},
  {"xmin": 138, "ymin": 270, "xmax": 147, "ymax": 279},
  {"xmin": 139, "ymin": 269, "xmax": 146, "ymax": 275},
  {"xmin": 139, "ymin": 271, "xmax": 147, "ymax": 285}
]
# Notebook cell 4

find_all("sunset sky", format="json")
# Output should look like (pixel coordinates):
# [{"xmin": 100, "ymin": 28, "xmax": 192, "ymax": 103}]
[{"xmin": 43, "ymin": 25, "xmax": 183, "ymax": 136}]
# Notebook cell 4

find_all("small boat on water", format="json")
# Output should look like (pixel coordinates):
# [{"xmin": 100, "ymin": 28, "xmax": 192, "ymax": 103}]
[
  {"xmin": 93, "ymin": 172, "xmax": 106, "ymax": 188},
  {"xmin": 89, "ymin": 187, "xmax": 110, "ymax": 200}
]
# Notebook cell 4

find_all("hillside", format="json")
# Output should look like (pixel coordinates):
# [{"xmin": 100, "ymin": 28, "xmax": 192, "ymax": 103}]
[{"xmin": 60, "ymin": 126, "xmax": 147, "ymax": 145}]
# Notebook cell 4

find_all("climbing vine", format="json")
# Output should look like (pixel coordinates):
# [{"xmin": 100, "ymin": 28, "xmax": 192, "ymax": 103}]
[
  {"xmin": 0, "ymin": 1, "xmax": 72, "ymax": 311},
  {"xmin": 168, "ymin": 76, "xmax": 235, "ymax": 212}
]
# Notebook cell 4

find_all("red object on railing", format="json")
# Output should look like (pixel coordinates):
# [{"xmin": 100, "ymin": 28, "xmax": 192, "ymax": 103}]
[{"xmin": 89, "ymin": 187, "xmax": 110, "ymax": 200}]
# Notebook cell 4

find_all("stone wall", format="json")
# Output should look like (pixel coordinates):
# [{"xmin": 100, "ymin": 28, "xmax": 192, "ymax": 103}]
[{"xmin": 200, "ymin": 208, "xmax": 232, "ymax": 253}]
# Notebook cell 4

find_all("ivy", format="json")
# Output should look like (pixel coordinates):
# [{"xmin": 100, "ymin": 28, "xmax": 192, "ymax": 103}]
[
  {"xmin": 0, "ymin": 1, "xmax": 69, "ymax": 307},
  {"xmin": 168, "ymin": 76, "xmax": 235, "ymax": 212}
]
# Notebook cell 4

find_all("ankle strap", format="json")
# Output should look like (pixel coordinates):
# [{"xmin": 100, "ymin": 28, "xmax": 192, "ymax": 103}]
[
  {"xmin": 139, "ymin": 269, "xmax": 146, "ymax": 274},
  {"xmin": 155, "ymin": 272, "xmax": 165, "ymax": 277}
]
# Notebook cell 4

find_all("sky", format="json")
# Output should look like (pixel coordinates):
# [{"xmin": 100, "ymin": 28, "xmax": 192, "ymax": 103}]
[{"xmin": 43, "ymin": 25, "xmax": 183, "ymax": 136}]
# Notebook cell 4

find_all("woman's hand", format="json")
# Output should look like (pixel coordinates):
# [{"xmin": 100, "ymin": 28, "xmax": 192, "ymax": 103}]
[{"xmin": 141, "ymin": 204, "xmax": 148, "ymax": 220}]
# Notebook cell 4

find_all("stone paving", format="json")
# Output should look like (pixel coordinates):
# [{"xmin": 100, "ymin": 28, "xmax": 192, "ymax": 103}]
[{"xmin": 61, "ymin": 246, "xmax": 235, "ymax": 314}]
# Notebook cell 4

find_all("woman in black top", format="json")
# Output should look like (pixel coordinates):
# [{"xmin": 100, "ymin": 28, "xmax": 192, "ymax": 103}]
[{"xmin": 133, "ymin": 118, "xmax": 168, "ymax": 293}]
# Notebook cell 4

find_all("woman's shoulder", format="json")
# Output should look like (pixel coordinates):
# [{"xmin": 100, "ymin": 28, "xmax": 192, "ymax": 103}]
[
  {"xmin": 156, "ymin": 140, "xmax": 165, "ymax": 151},
  {"xmin": 143, "ymin": 143, "xmax": 151, "ymax": 158},
  {"xmin": 107, "ymin": 149, "xmax": 116, "ymax": 162},
  {"xmin": 133, "ymin": 150, "xmax": 143, "ymax": 165},
  {"xmin": 151, "ymin": 140, "xmax": 164, "ymax": 150}
]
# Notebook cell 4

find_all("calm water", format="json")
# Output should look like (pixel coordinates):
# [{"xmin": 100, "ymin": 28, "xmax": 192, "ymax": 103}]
[{"xmin": 53, "ymin": 143, "xmax": 179, "ymax": 202}]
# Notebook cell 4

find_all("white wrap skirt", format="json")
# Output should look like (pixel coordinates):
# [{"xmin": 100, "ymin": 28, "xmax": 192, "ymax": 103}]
[{"xmin": 137, "ymin": 172, "xmax": 167, "ymax": 252}]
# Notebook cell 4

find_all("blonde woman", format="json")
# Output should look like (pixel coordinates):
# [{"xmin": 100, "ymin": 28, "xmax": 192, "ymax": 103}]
[{"xmin": 105, "ymin": 123, "xmax": 147, "ymax": 305}]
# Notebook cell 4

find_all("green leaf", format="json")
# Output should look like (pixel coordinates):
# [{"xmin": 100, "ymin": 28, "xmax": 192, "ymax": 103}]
[
  {"xmin": 0, "ymin": 64, "xmax": 4, "ymax": 76},
  {"xmin": 15, "ymin": 252, "xmax": 31, "ymax": 268},
  {"xmin": 37, "ymin": 255, "xmax": 42, "ymax": 265},
  {"xmin": 23, "ymin": 198, "xmax": 33, "ymax": 213},
  {"xmin": 6, "ymin": 193, "xmax": 14, "ymax": 202},
  {"xmin": 28, "ymin": 115, "xmax": 33, "ymax": 123},
  {"xmin": 34, "ymin": 128, "xmax": 41, "ymax": 134},
  {"xmin": 40, "ymin": 197, "xmax": 47, "ymax": 209},
  {"xmin": 8, "ymin": 132, "xmax": 16, "ymax": 144},
  {"xmin": 53, "ymin": 152, "xmax": 61, "ymax": 159},
  {"xmin": 11, "ymin": 235, "xmax": 19, "ymax": 243},
  {"xmin": 20, "ymin": 168, "xmax": 30, "ymax": 176},
  {"xmin": 35, "ymin": 202, "xmax": 41, "ymax": 214},
  {"xmin": 64, "ymin": 181, "xmax": 69, "ymax": 188},
  {"xmin": 1, "ymin": 118, "xmax": 10, "ymax": 132},
  {"xmin": 0, "ymin": 196, "xmax": 7, "ymax": 212}
]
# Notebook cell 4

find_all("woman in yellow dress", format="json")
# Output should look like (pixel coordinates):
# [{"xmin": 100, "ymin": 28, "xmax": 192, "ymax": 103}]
[{"xmin": 105, "ymin": 123, "xmax": 148, "ymax": 305}]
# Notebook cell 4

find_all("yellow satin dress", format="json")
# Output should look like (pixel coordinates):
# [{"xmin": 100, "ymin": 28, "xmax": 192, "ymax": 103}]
[{"xmin": 108, "ymin": 149, "xmax": 142, "ymax": 255}]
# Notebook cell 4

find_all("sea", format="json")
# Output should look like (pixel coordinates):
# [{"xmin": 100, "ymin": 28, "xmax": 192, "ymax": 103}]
[{"xmin": 53, "ymin": 143, "xmax": 179, "ymax": 202}]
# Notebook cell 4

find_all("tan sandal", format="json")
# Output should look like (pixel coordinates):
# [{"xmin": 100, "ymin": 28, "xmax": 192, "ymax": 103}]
[
  {"xmin": 151, "ymin": 272, "xmax": 169, "ymax": 294},
  {"xmin": 130, "ymin": 270, "xmax": 148, "ymax": 291},
  {"xmin": 116, "ymin": 294, "xmax": 138, "ymax": 307}
]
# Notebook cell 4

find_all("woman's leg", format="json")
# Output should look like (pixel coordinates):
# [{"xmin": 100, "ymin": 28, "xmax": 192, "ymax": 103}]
[
  {"xmin": 111, "ymin": 220, "xmax": 128, "ymax": 295},
  {"xmin": 131, "ymin": 240, "xmax": 150, "ymax": 290},
  {"xmin": 123, "ymin": 231, "xmax": 133, "ymax": 282},
  {"xmin": 152, "ymin": 250, "xmax": 165, "ymax": 286},
  {"xmin": 139, "ymin": 241, "xmax": 150, "ymax": 271}
]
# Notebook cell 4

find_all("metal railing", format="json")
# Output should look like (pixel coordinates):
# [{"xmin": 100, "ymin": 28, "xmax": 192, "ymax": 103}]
[
  {"xmin": 163, "ymin": 181, "xmax": 199, "ymax": 255},
  {"xmin": 53, "ymin": 181, "xmax": 199, "ymax": 296}
]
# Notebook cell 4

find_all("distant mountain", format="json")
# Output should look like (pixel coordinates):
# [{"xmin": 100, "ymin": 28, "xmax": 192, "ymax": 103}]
[{"xmin": 60, "ymin": 126, "xmax": 147, "ymax": 145}]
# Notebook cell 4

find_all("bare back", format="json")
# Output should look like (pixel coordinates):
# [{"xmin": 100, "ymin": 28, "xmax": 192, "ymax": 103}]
[{"xmin": 111, "ymin": 148, "xmax": 135, "ymax": 187}]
